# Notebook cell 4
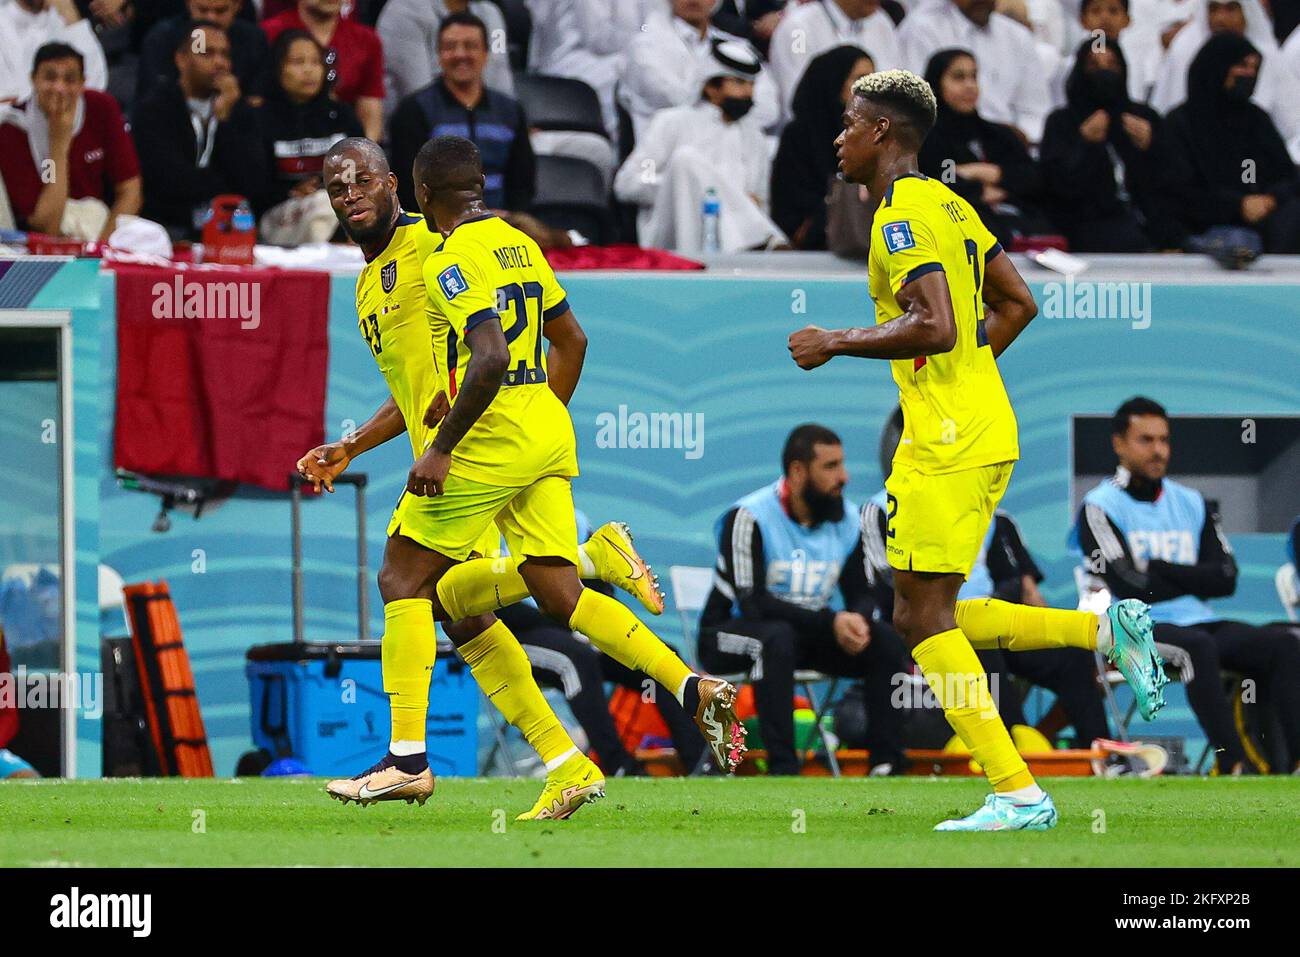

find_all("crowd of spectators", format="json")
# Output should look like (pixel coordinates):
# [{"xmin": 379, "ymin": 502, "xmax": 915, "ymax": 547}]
[{"xmin": 1, "ymin": 0, "xmax": 1299, "ymax": 254}]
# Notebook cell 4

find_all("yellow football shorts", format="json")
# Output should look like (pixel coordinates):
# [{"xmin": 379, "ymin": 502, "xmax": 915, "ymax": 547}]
[
  {"xmin": 883, "ymin": 460, "xmax": 1014, "ymax": 575},
  {"xmin": 387, "ymin": 472, "xmax": 580, "ymax": 566}
]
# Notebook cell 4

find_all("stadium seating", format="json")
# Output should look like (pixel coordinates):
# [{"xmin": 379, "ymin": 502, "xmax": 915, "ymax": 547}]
[
  {"xmin": 513, "ymin": 73, "xmax": 606, "ymax": 137},
  {"xmin": 528, "ymin": 154, "xmax": 615, "ymax": 244},
  {"xmin": 493, "ymin": 0, "xmax": 533, "ymax": 71}
]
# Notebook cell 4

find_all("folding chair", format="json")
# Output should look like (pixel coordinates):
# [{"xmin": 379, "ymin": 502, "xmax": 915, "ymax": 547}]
[
  {"xmin": 669, "ymin": 565, "xmax": 844, "ymax": 776},
  {"xmin": 1073, "ymin": 566, "xmax": 1213, "ymax": 771}
]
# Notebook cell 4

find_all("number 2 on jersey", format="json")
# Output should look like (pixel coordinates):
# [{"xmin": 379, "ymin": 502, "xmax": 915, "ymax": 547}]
[{"xmin": 964, "ymin": 239, "xmax": 990, "ymax": 349}]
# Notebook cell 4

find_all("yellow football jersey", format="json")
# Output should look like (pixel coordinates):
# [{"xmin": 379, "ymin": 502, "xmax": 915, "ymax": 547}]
[
  {"xmin": 354, "ymin": 211, "xmax": 443, "ymax": 460},
  {"xmin": 868, "ymin": 173, "xmax": 1019, "ymax": 474},
  {"xmin": 422, "ymin": 213, "xmax": 578, "ymax": 488}
]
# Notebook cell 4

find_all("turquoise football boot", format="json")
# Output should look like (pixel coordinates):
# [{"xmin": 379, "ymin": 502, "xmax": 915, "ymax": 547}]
[
  {"xmin": 1106, "ymin": 598, "xmax": 1168, "ymax": 720},
  {"xmin": 934, "ymin": 792, "xmax": 1058, "ymax": 831}
]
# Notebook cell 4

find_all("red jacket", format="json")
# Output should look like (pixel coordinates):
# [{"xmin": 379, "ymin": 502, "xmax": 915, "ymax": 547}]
[{"xmin": 0, "ymin": 90, "xmax": 140, "ymax": 228}]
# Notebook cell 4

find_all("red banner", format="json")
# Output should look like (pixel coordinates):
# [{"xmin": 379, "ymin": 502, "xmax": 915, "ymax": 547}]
[{"xmin": 111, "ymin": 263, "xmax": 330, "ymax": 491}]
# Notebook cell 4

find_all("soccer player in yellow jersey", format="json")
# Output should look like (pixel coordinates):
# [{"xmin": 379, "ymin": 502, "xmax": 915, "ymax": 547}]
[
  {"xmin": 298, "ymin": 139, "xmax": 603, "ymax": 817},
  {"xmin": 300, "ymin": 137, "xmax": 745, "ymax": 817},
  {"xmin": 788, "ymin": 71, "xmax": 1167, "ymax": 831},
  {"xmin": 400, "ymin": 134, "xmax": 744, "ymax": 774},
  {"xmin": 301, "ymin": 139, "xmax": 653, "ymax": 818}
]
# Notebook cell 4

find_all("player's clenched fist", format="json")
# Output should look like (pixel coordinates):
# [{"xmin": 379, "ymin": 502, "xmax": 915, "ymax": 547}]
[
  {"xmin": 407, "ymin": 446, "xmax": 451, "ymax": 497},
  {"xmin": 788, "ymin": 325, "xmax": 833, "ymax": 370},
  {"xmin": 296, "ymin": 441, "xmax": 351, "ymax": 493}
]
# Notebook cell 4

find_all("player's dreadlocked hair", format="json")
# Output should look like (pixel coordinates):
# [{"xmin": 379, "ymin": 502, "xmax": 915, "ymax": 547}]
[{"xmin": 850, "ymin": 69, "xmax": 938, "ymax": 146}]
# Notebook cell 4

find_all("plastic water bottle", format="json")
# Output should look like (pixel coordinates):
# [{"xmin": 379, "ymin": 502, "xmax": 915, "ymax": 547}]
[{"xmin": 701, "ymin": 188, "xmax": 721, "ymax": 253}]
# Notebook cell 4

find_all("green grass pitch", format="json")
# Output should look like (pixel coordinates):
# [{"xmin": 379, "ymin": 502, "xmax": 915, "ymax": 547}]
[{"xmin": 1, "ymin": 776, "xmax": 1296, "ymax": 867}]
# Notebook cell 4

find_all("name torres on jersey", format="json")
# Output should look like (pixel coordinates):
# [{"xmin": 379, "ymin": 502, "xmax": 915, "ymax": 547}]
[{"xmin": 867, "ymin": 173, "xmax": 1020, "ymax": 474}]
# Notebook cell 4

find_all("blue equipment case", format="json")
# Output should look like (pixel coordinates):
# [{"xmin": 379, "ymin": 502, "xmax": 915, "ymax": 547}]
[
  {"xmin": 245, "ymin": 641, "xmax": 477, "ymax": 777},
  {"xmin": 243, "ymin": 473, "xmax": 478, "ymax": 777}
]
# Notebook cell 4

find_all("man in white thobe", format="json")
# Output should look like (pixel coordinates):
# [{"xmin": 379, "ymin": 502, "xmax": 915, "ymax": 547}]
[
  {"xmin": 619, "ymin": 0, "xmax": 780, "ymax": 138},
  {"xmin": 614, "ymin": 40, "xmax": 786, "ymax": 253},
  {"xmin": 0, "ymin": 0, "xmax": 107, "ymax": 104},
  {"xmin": 899, "ymin": 0, "xmax": 1052, "ymax": 141},
  {"xmin": 767, "ymin": 0, "xmax": 903, "ymax": 123}
]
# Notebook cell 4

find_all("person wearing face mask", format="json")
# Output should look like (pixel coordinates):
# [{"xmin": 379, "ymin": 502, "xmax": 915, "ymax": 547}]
[
  {"xmin": 1155, "ymin": 32, "xmax": 1300, "ymax": 253},
  {"xmin": 1039, "ymin": 36, "xmax": 1167, "ymax": 251},
  {"xmin": 1150, "ymin": 0, "xmax": 1300, "ymax": 162},
  {"xmin": 1057, "ymin": 0, "xmax": 1175, "ymax": 104},
  {"xmin": 620, "ymin": 0, "xmax": 780, "ymax": 139},
  {"xmin": 771, "ymin": 44, "xmax": 876, "ymax": 249},
  {"xmin": 613, "ymin": 40, "xmax": 787, "ymax": 252},
  {"xmin": 917, "ymin": 49, "xmax": 1049, "ymax": 248}
]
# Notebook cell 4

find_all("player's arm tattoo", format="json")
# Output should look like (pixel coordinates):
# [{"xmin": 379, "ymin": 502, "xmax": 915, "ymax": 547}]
[
  {"xmin": 542, "ymin": 309, "xmax": 587, "ymax": 405},
  {"xmin": 430, "ymin": 319, "xmax": 510, "ymax": 455},
  {"xmin": 343, "ymin": 395, "xmax": 406, "ymax": 458},
  {"xmin": 830, "ymin": 271, "xmax": 958, "ymax": 359},
  {"xmin": 981, "ymin": 251, "xmax": 1038, "ymax": 357}
]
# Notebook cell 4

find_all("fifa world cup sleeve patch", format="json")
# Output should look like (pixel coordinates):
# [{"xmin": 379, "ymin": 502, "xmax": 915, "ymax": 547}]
[
  {"xmin": 881, "ymin": 221, "xmax": 916, "ymax": 253},
  {"xmin": 437, "ymin": 263, "xmax": 470, "ymax": 300}
]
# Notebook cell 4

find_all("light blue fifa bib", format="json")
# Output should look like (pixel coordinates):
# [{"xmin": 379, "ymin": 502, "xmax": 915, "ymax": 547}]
[
  {"xmin": 717, "ymin": 480, "xmax": 861, "ymax": 617},
  {"xmin": 1070, "ymin": 477, "xmax": 1216, "ymax": 625}
]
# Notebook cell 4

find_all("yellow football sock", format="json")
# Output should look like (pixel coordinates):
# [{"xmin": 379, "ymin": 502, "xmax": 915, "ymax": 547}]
[
  {"xmin": 911, "ymin": 627, "xmax": 1036, "ymax": 793},
  {"xmin": 381, "ymin": 598, "xmax": 439, "ymax": 745},
  {"xmin": 955, "ymin": 598, "xmax": 1098, "ymax": 652},
  {"xmin": 568, "ymin": 588, "xmax": 692, "ymax": 694},
  {"xmin": 436, "ymin": 542, "xmax": 602, "ymax": 621},
  {"xmin": 458, "ymin": 618, "xmax": 576, "ymax": 765},
  {"xmin": 436, "ymin": 556, "xmax": 530, "ymax": 621}
]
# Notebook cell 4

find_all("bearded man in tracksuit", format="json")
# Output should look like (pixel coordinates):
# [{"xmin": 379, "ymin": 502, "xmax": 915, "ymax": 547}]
[{"xmin": 697, "ymin": 423, "xmax": 909, "ymax": 775}]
